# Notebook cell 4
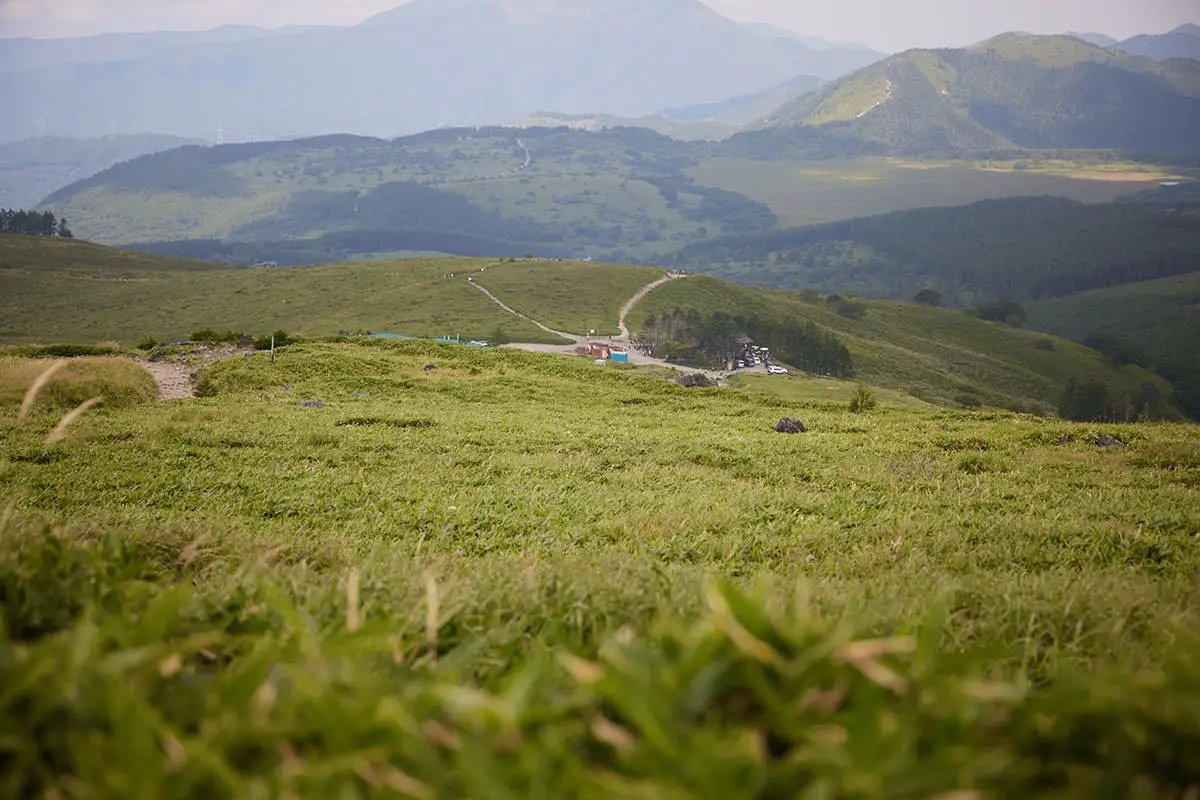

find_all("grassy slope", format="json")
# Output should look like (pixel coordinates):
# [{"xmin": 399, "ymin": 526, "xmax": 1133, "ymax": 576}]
[
  {"xmin": 631, "ymin": 276, "xmax": 1167, "ymax": 414},
  {"xmin": 687, "ymin": 157, "xmax": 1176, "ymax": 228},
  {"xmin": 1, "ymin": 340, "xmax": 1198, "ymax": 794},
  {"xmin": 0, "ymin": 239, "xmax": 566, "ymax": 345},
  {"xmin": 1026, "ymin": 271, "xmax": 1200, "ymax": 363},
  {"xmin": 472, "ymin": 261, "xmax": 666, "ymax": 335},
  {"xmin": 39, "ymin": 132, "xmax": 719, "ymax": 259}
]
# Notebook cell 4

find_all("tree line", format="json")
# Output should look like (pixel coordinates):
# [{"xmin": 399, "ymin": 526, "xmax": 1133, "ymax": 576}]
[
  {"xmin": 0, "ymin": 209, "xmax": 73, "ymax": 238},
  {"xmin": 638, "ymin": 307, "xmax": 855, "ymax": 377}
]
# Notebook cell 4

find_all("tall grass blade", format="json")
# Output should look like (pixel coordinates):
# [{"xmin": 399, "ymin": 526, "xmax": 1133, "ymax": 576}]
[
  {"xmin": 45, "ymin": 396, "xmax": 103, "ymax": 444},
  {"xmin": 16, "ymin": 359, "xmax": 66, "ymax": 423}
]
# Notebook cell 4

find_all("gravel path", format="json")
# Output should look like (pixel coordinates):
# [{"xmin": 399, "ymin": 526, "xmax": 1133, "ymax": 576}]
[{"xmin": 138, "ymin": 360, "xmax": 195, "ymax": 400}]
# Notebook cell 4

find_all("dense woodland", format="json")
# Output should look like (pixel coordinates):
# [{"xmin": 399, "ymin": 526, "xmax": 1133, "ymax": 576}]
[
  {"xmin": 0, "ymin": 209, "xmax": 72, "ymax": 238},
  {"xmin": 671, "ymin": 197, "xmax": 1200, "ymax": 303}
]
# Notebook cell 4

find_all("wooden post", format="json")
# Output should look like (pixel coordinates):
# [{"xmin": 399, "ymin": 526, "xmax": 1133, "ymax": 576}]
[{"xmin": 271, "ymin": 334, "xmax": 275, "ymax": 365}]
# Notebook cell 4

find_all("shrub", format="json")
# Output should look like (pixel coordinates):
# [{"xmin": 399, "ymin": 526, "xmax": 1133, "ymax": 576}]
[
  {"xmin": 913, "ymin": 289, "xmax": 943, "ymax": 307},
  {"xmin": 254, "ymin": 330, "xmax": 292, "ymax": 351},
  {"xmin": 848, "ymin": 384, "xmax": 878, "ymax": 413},
  {"xmin": 136, "ymin": 336, "xmax": 158, "ymax": 351},
  {"xmin": 190, "ymin": 328, "xmax": 222, "ymax": 343},
  {"xmin": 956, "ymin": 393, "xmax": 983, "ymax": 409}
]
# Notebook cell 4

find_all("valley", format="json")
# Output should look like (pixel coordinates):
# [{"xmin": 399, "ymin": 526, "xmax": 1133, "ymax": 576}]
[{"xmin": 3, "ymin": 6, "xmax": 1200, "ymax": 796}]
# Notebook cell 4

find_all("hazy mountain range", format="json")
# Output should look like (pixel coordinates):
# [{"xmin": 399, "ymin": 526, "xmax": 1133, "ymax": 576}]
[
  {"xmin": 0, "ymin": 0, "xmax": 883, "ymax": 144},
  {"xmin": 738, "ymin": 34, "xmax": 1200, "ymax": 157}
]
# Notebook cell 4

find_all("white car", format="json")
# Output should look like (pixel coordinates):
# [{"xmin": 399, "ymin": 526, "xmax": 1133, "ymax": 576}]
[{"xmin": 767, "ymin": 365, "xmax": 789, "ymax": 375}]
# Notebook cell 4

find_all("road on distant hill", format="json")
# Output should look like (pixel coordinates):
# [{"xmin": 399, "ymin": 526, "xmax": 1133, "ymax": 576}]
[{"xmin": 470, "ymin": 272, "xmax": 721, "ymax": 379}]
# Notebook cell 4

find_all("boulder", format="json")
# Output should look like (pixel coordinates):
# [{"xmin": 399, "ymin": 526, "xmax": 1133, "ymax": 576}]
[
  {"xmin": 1055, "ymin": 434, "xmax": 1075, "ymax": 446},
  {"xmin": 678, "ymin": 373, "xmax": 716, "ymax": 388},
  {"xmin": 300, "ymin": 400, "xmax": 327, "ymax": 409},
  {"xmin": 774, "ymin": 417, "xmax": 807, "ymax": 434},
  {"xmin": 1095, "ymin": 435, "xmax": 1125, "ymax": 448}
]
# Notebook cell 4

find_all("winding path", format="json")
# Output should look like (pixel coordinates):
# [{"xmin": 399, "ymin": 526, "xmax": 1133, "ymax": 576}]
[{"xmin": 471, "ymin": 271, "xmax": 720, "ymax": 378}]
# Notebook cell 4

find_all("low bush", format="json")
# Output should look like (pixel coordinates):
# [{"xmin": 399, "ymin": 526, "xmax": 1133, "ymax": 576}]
[{"xmin": 848, "ymin": 384, "xmax": 877, "ymax": 413}]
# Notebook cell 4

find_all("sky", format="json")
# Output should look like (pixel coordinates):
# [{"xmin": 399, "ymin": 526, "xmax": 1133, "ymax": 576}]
[{"xmin": 0, "ymin": 0, "xmax": 1195, "ymax": 51}]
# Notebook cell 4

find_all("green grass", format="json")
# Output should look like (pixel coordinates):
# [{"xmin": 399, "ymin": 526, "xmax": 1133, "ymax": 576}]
[
  {"xmin": 630, "ymin": 275, "xmax": 1169, "ymax": 414},
  {"xmin": 0, "ymin": 239, "xmax": 571, "ymax": 345},
  {"xmin": 473, "ymin": 260, "xmax": 666, "ymax": 335},
  {"xmin": 1, "ymin": 340, "xmax": 1199, "ymax": 795},
  {"xmin": 1026, "ymin": 271, "xmax": 1200, "ymax": 364},
  {"xmin": 0, "ymin": 355, "xmax": 157, "ymax": 414},
  {"xmin": 688, "ymin": 157, "xmax": 1175, "ymax": 228}
]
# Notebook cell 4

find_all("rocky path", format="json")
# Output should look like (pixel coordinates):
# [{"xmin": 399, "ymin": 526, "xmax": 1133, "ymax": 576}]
[{"xmin": 139, "ymin": 360, "xmax": 195, "ymax": 400}]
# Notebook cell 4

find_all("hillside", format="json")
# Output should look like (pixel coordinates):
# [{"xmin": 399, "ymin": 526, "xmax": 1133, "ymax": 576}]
[
  {"xmin": 629, "ymin": 274, "xmax": 1170, "ymax": 417},
  {"xmin": 0, "ymin": 235, "xmax": 1171, "ymax": 419},
  {"xmin": 671, "ymin": 196, "xmax": 1200, "ymax": 305},
  {"xmin": 0, "ymin": 0, "xmax": 879, "ymax": 144},
  {"xmin": 1118, "ymin": 23, "xmax": 1200, "ymax": 62},
  {"xmin": 0, "ymin": 134, "xmax": 204, "ymax": 209},
  {"xmin": 1026, "ymin": 272, "xmax": 1200, "ymax": 417},
  {"xmin": 37, "ymin": 127, "xmax": 776, "ymax": 264},
  {"xmin": 3, "ymin": 340, "xmax": 1197, "ymax": 795},
  {"xmin": 733, "ymin": 34, "xmax": 1200, "ymax": 158}
]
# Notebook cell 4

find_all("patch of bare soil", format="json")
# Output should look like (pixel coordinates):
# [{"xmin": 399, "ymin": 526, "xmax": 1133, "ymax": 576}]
[{"xmin": 135, "ymin": 345, "xmax": 257, "ymax": 401}]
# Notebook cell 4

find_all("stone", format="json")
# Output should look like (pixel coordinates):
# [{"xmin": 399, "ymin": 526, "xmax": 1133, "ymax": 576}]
[
  {"xmin": 678, "ymin": 373, "xmax": 716, "ymax": 388},
  {"xmin": 1056, "ymin": 434, "xmax": 1075, "ymax": 446},
  {"xmin": 774, "ymin": 417, "xmax": 807, "ymax": 434},
  {"xmin": 300, "ymin": 400, "xmax": 327, "ymax": 409},
  {"xmin": 424, "ymin": 364, "xmax": 438, "ymax": 371},
  {"xmin": 1095, "ymin": 435, "xmax": 1125, "ymax": 448}
]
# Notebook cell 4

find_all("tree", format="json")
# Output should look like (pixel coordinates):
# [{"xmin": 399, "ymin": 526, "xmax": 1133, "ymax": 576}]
[
  {"xmin": 57, "ymin": 217, "xmax": 74, "ymax": 239},
  {"xmin": 913, "ymin": 289, "xmax": 943, "ymax": 307}
]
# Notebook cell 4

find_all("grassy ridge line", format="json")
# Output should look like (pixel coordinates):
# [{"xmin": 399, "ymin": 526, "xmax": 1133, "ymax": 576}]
[
  {"xmin": 629, "ymin": 276, "xmax": 1168, "ymax": 412},
  {"xmin": 0, "ymin": 233, "xmax": 223, "ymax": 272},
  {"xmin": 2, "ymin": 340, "xmax": 1199, "ymax": 794},
  {"xmin": 0, "ymin": 242, "xmax": 564, "ymax": 345}
]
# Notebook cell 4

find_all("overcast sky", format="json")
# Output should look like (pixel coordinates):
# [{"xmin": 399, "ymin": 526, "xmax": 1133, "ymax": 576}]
[{"xmin": 0, "ymin": 0, "xmax": 1195, "ymax": 51}]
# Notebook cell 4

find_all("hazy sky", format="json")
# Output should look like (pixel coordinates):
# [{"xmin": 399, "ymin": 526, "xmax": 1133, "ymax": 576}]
[{"xmin": 0, "ymin": 0, "xmax": 1195, "ymax": 51}]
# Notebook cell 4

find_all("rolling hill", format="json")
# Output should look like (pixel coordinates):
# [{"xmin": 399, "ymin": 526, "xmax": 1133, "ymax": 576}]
[
  {"xmin": 0, "ymin": 235, "xmax": 1173, "ymax": 418},
  {"xmin": 0, "ymin": 0, "xmax": 881, "ymax": 144},
  {"xmin": 0, "ymin": 134, "xmax": 204, "ymax": 209},
  {"xmin": 732, "ymin": 34, "xmax": 1200, "ymax": 158},
  {"xmin": 36, "ymin": 127, "xmax": 777, "ymax": 264}
]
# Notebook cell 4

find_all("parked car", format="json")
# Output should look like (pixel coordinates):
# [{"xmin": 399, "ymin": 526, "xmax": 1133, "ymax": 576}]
[{"xmin": 767, "ymin": 365, "xmax": 789, "ymax": 375}]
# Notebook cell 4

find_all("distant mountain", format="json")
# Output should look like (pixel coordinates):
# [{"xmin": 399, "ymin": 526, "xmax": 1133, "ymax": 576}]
[
  {"xmin": 1066, "ymin": 31, "xmax": 1118, "ymax": 48},
  {"xmin": 0, "ymin": 25, "xmax": 341, "ymax": 73},
  {"xmin": 0, "ymin": 134, "xmax": 203, "ymax": 208},
  {"xmin": 1118, "ymin": 24, "xmax": 1200, "ymax": 62},
  {"xmin": 742, "ymin": 23, "xmax": 878, "ymax": 53},
  {"xmin": 733, "ymin": 34, "xmax": 1200, "ymax": 158},
  {"xmin": 0, "ymin": 0, "xmax": 879, "ymax": 143},
  {"xmin": 659, "ymin": 74, "xmax": 822, "ymax": 125},
  {"xmin": 38, "ymin": 126, "xmax": 776, "ymax": 264}
]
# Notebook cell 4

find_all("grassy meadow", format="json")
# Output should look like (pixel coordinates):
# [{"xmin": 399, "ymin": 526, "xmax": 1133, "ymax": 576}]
[
  {"xmin": 2, "ymin": 341, "xmax": 1199, "ymax": 795},
  {"xmin": 688, "ymin": 157, "xmax": 1176, "ymax": 228},
  {"xmin": 0, "ymin": 237, "xmax": 681, "ymax": 344}
]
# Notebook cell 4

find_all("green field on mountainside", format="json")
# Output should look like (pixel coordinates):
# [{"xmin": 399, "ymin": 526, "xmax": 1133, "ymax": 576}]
[
  {"xmin": 1026, "ymin": 272, "xmax": 1200, "ymax": 366},
  {"xmin": 0, "ymin": 236, "xmax": 1167, "ymax": 418},
  {"xmin": 688, "ymin": 156, "xmax": 1181, "ymax": 228},
  {"xmin": 631, "ymin": 275, "xmax": 1170, "ymax": 416},
  {"xmin": 2, "ymin": 342, "xmax": 1198, "ymax": 796},
  {"xmin": 0, "ymin": 237, "xmax": 666, "ymax": 345}
]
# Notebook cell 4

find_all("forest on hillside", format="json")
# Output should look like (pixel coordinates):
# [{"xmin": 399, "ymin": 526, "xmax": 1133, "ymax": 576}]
[{"xmin": 671, "ymin": 197, "xmax": 1200, "ymax": 303}]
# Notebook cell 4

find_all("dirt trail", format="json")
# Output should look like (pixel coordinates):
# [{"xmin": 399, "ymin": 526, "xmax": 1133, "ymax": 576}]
[
  {"xmin": 618, "ymin": 272, "xmax": 682, "ymax": 339},
  {"xmin": 132, "ymin": 345, "xmax": 258, "ymax": 401},
  {"xmin": 139, "ymin": 360, "xmax": 195, "ymax": 400},
  {"xmin": 471, "ymin": 271, "xmax": 719, "ymax": 379}
]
